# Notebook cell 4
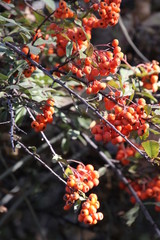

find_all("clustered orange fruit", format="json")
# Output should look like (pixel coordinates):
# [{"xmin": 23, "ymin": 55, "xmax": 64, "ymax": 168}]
[
  {"xmin": 140, "ymin": 60, "xmax": 160, "ymax": 92},
  {"xmin": 90, "ymin": 95, "xmax": 149, "ymax": 144},
  {"xmin": 31, "ymin": 98, "xmax": 55, "ymax": 132},
  {"xmin": 22, "ymin": 46, "xmax": 39, "ymax": 78},
  {"xmin": 82, "ymin": 0, "xmax": 121, "ymax": 28},
  {"xmin": 47, "ymin": 22, "xmax": 91, "ymax": 59},
  {"xmin": 78, "ymin": 193, "xmax": 104, "ymax": 225},
  {"xmin": 54, "ymin": 1, "xmax": 74, "ymax": 19},
  {"xmin": 120, "ymin": 177, "xmax": 160, "ymax": 212},
  {"xmin": 67, "ymin": 39, "xmax": 123, "ymax": 94},
  {"xmin": 63, "ymin": 164, "xmax": 103, "ymax": 224},
  {"xmin": 116, "ymin": 144, "xmax": 136, "ymax": 166}
]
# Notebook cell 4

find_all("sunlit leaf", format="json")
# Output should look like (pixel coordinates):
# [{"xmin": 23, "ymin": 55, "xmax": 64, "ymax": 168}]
[{"xmin": 142, "ymin": 140, "xmax": 159, "ymax": 158}]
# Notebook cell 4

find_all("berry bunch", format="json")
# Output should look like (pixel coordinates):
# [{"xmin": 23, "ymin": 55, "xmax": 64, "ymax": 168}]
[
  {"xmin": 54, "ymin": 1, "xmax": 74, "ymax": 19},
  {"xmin": 22, "ymin": 46, "xmax": 39, "ymax": 78},
  {"xmin": 82, "ymin": 1, "xmax": 122, "ymax": 28},
  {"xmin": 90, "ymin": 96, "xmax": 149, "ymax": 144},
  {"xmin": 63, "ymin": 164, "xmax": 103, "ymax": 225},
  {"xmin": 140, "ymin": 60, "xmax": 160, "ymax": 92},
  {"xmin": 31, "ymin": 99, "xmax": 55, "ymax": 132},
  {"xmin": 69, "ymin": 39, "xmax": 123, "ymax": 94},
  {"xmin": 120, "ymin": 178, "xmax": 160, "ymax": 212},
  {"xmin": 78, "ymin": 193, "xmax": 104, "ymax": 225},
  {"xmin": 116, "ymin": 144, "xmax": 136, "ymax": 166}
]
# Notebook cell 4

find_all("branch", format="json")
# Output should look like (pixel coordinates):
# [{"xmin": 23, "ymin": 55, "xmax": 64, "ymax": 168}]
[
  {"xmin": 16, "ymin": 140, "xmax": 67, "ymax": 185},
  {"xmin": 26, "ymin": 107, "xmax": 64, "ymax": 172},
  {"xmin": 4, "ymin": 41, "xmax": 149, "ymax": 161},
  {"xmin": 7, "ymin": 98, "xmax": 15, "ymax": 151}
]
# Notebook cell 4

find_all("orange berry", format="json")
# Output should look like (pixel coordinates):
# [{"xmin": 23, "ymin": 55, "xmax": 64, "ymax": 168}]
[
  {"xmin": 112, "ymin": 39, "xmax": 119, "ymax": 47},
  {"xmin": 31, "ymin": 121, "xmax": 39, "ymax": 129},
  {"xmin": 84, "ymin": 215, "xmax": 93, "ymax": 224},
  {"xmin": 78, "ymin": 214, "xmax": 84, "ymax": 222},
  {"xmin": 81, "ymin": 209, "xmax": 89, "ymax": 217}
]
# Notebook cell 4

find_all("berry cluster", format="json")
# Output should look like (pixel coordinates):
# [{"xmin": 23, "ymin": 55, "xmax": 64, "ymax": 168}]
[
  {"xmin": 22, "ymin": 46, "xmax": 39, "ymax": 78},
  {"xmin": 54, "ymin": 1, "xmax": 74, "ymax": 19},
  {"xmin": 94, "ymin": 0, "xmax": 121, "ymax": 27},
  {"xmin": 116, "ymin": 144, "xmax": 136, "ymax": 166},
  {"xmin": 68, "ymin": 39, "xmax": 123, "ymax": 94},
  {"xmin": 82, "ymin": 1, "xmax": 121, "ymax": 28},
  {"xmin": 120, "ymin": 178, "xmax": 160, "ymax": 212},
  {"xmin": 140, "ymin": 60, "xmax": 160, "ymax": 92},
  {"xmin": 78, "ymin": 193, "xmax": 104, "ymax": 225},
  {"xmin": 31, "ymin": 99, "xmax": 55, "ymax": 132},
  {"xmin": 63, "ymin": 164, "xmax": 103, "ymax": 225},
  {"xmin": 48, "ymin": 22, "xmax": 91, "ymax": 58},
  {"xmin": 90, "ymin": 96, "xmax": 149, "ymax": 144}
]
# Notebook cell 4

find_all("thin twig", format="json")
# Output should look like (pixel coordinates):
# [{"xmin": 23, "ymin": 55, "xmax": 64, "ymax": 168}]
[
  {"xmin": 0, "ymin": 132, "xmax": 64, "ymax": 181},
  {"xmin": 17, "ymin": 140, "xmax": 67, "ymax": 185},
  {"xmin": 119, "ymin": 16, "xmax": 149, "ymax": 62},
  {"xmin": 7, "ymin": 98, "xmax": 15, "ymax": 151},
  {"xmin": 0, "ymin": 121, "xmax": 10, "ymax": 125},
  {"xmin": 26, "ymin": 107, "xmax": 64, "ymax": 171}
]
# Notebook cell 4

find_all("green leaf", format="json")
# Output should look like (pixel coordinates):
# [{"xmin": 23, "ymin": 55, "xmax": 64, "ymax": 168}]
[
  {"xmin": 98, "ymin": 167, "xmax": 106, "ymax": 177},
  {"xmin": 63, "ymin": 166, "xmax": 73, "ymax": 179},
  {"xmin": 34, "ymin": 38, "xmax": 53, "ymax": 46},
  {"xmin": 0, "ymin": 73, "xmax": 8, "ymax": 80},
  {"xmin": 77, "ymin": 117, "xmax": 91, "ymax": 129},
  {"xmin": 66, "ymin": 41, "xmax": 73, "ymax": 58},
  {"xmin": 144, "ymin": 105, "xmax": 152, "ymax": 115},
  {"xmin": 140, "ymin": 129, "xmax": 149, "ymax": 141},
  {"xmin": 151, "ymin": 116, "xmax": 160, "ymax": 125},
  {"xmin": 74, "ymin": 19, "xmax": 82, "ymax": 27},
  {"xmin": 42, "ymin": 0, "xmax": 56, "ymax": 11},
  {"xmin": 136, "ymin": 91, "xmax": 157, "ymax": 103},
  {"xmin": 123, "ymin": 205, "xmax": 139, "ymax": 227},
  {"xmin": 154, "ymin": 110, "xmax": 160, "ymax": 115},
  {"xmin": 86, "ymin": 43, "xmax": 94, "ymax": 57},
  {"xmin": 142, "ymin": 140, "xmax": 159, "ymax": 158},
  {"xmin": 120, "ymin": 68, "xmax": 134, "ymax": 83},
  {"xmin": 27, "ymin": 44, "xmax": 41, "ymax": 55},
  {"xmin": 107, "ymin": 79, "xmax": 119, "ymax": 89},
  {"xmin": 67, "ymin": 129, "xmax": 80, "ymax": 140},
  {"xmin": 20, "ymin": 32, "xmax": 30, "ymax": 44},
  {"xmin": 3, "ymin": 36, "xmax": 14, "ymax": 43},
  {"xmin": 61, "ymin": 138, "xmax": 69, "ymax": 154},
  {"xmin": 0, "ymin": 43, "xmax": 7, "ymax": 56},
  {"xmin": 79, "ymin": 50, "xmax": 86, "ymax": 59},
  {"xmin": 0, "ymin": 16, "xmax": 30, "ymax": 34},
  {"xmin": 149, "ymin": 128, "xmax": 160, "ymax": 135},
  {"xmin": 34, "ymin": 12, "xmax": 45, "ymax": 23},
  {"xmin": 15, "ymin": 107, "xmax": 27, "ymax": 125}
]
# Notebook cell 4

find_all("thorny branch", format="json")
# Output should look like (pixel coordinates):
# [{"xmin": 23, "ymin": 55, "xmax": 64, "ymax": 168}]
[
  {"xmin": 4, "ymin": 41, "xmax": 149, "ymax": 162},
  {"xmin": 7, "ymin": 98, "xmax": 15, "ymax": 151}
]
